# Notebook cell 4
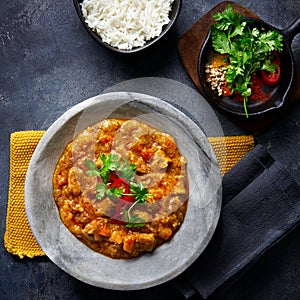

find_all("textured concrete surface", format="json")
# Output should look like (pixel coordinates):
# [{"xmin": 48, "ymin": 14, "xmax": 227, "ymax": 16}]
[{"xmin": 1, "ymin": 0, "xmax": 300, "ymax": 299}]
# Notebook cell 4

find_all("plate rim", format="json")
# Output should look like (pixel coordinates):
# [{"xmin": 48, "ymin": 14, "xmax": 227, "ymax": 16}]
[{"xmin": 25, "ymin": 91, "xmax": 222, "ymax": 290}]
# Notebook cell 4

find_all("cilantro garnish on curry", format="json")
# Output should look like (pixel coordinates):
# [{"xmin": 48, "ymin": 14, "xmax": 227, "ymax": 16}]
[
  {"xmin": 206, "ymin": 4, "xmax": 283, "ymax": 117},
  {"xmin": 85, "ymin": 153, "xmax": 153, "ymax": 227}
]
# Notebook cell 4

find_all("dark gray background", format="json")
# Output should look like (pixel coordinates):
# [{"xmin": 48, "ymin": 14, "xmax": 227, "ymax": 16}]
[{"xmin": 1, "ymin": 0, "xmax": 300, "ymax": 299}]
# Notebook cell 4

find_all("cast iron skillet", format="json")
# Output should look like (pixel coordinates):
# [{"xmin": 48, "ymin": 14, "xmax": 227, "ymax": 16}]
[{"xmin": 198, "ymin": 17, "xmax": 300, "ymax": 117}]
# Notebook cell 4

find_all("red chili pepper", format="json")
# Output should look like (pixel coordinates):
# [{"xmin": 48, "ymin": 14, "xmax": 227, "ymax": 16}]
[
  {"xmin": 261, "ymin": 51, "xmax": 281, "ymax": 87},
  {"xmin": 109, "ymin": 173, "xmax": 134, "ymax": 201},
  {"xmin": 111, "ymin": 177, "xmax": 122, "ymax": 188},
  {"xmin": 111, "ymin": 199, "xmax": 132, "ymax": 224},
  {"xmin": 108, "ymin": 172, "xmax": 134, "ymax": 224},
  {"xmin": 108, "ymin": 172, "xmax": 119, "ymax": 185},
  {"xmin": 221, "ymin": 84, "xmax": 233, "ymax": 97}
]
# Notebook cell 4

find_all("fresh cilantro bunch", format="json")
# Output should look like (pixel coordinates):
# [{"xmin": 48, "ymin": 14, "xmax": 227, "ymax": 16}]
[
  {"xmin": 85, "ymin": 153, "xmax": 152, "ymax": 226},
  {"xmin": 211, "ymin": 4, "xmax": 283, "ymax": 117}
]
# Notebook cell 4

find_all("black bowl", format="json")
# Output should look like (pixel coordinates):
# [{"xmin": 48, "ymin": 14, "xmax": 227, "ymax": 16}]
[
  {"xmin": 198, "ymin": 17, "xmax": 300, "ymax": 117},
  {"xmin": 73, "ymin": 0, "xmax": 182, "ymax": 54}
]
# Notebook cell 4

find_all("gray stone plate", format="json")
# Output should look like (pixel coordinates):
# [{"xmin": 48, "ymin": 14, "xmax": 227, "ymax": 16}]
[{"xmin": 25, "ymin": 92, "xmax": 222, "ymax": 290}]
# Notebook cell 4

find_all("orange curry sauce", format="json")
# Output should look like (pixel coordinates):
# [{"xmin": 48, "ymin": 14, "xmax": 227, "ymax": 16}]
[{"xmin": 52, "ymin": 119, "xmax": 189, "ymax": 259}]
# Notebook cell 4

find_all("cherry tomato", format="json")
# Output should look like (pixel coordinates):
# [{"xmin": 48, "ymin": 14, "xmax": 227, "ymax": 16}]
[
  {"xmin": 221, "ymin": 84, "xmax": 233, "ymax": 97},
  {"xmin": 261, "ymin": 51, "xmax": 281, "ymax": 87}
]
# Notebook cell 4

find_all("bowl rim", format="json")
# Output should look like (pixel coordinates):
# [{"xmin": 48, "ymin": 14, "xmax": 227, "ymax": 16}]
[
  {"xmin": 73, "ymin": 0, "xmax": 182, "ymax": 54},
  {"xmin": 25, "ymin": 91, "xmax": 222, "ymax": 290}
]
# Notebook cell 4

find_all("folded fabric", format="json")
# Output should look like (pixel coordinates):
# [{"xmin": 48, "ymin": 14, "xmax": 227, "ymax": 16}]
[
  {"xmin": 4, "ymin": 131, "xmax": 46, "ymax": 258},
  {"xmin": 4, "ymin": 131, "xmax": 254, "ymax": 258},
  {"xmin": 175, "ymin": 145, "xmax": 300, "ymax": 299}
]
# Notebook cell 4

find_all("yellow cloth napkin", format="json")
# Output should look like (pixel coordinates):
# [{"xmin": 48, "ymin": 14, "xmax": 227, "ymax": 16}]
[{"xmin": 4, "ymin": 131, "xmax": 254, "ymax": 258}]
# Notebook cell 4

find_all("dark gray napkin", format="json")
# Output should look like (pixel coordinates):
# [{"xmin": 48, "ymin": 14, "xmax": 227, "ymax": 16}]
[{"xmin": 175, "ymin": 145, "xmax": 300, "ymax": 299}]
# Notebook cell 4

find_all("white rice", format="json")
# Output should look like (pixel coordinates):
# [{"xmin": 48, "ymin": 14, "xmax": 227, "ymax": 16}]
[{"xmin": 80, "ymin": 0, "xmax": 175, "ymax": 50}]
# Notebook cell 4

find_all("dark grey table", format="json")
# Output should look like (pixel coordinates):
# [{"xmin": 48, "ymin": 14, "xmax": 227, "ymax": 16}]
[{"xmin": 1, "ymin": 1, "xmax": 300, "ymax": 299}]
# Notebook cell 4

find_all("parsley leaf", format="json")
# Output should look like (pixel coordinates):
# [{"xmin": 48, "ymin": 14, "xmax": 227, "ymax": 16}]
[
  {"xmin": 95, "ymin": 181, "xmax": 123, "ymax": 200},
  {"xmin": 107, "ymin": 186, "xmax": 123, "ymax": 199},
  {"xmin": 99, "ymin": 153, "xmax": 121, "ymax": 183},
  {"xmin": 95, "ymin": 182, "xmax": 107, "ymax": 199},
  {"xmin": 213, "ymin": 4, "xmax": 243, "ymax": 31},
  {"xmin": 211, "ymin": 30, "xmax": 230, "ymax": 54},
  {"xmin": 85, "ymin": 159, "xmax": 100, "ymax": 177},
  {"xmin": 128, "ymin": 182, "xmax": 152, "ymax": 203},
  {"xmin": 118, "ymin": 158, "xmax": 136, "ymax": 183},
  {"xmin": 122, "ymin": 181, "xmax": 153, "ymax": 227}
]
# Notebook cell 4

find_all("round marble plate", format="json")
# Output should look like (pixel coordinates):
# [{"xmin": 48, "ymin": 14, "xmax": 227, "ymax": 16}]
[{"xmin": 25, "ymin": 92, "xmax": 222, "ymax": 290}]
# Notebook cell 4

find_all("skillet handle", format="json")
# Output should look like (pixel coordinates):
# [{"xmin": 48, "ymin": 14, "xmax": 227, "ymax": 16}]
[{"xmin": 282, "ymin": 17, "xmax": 300, "ymax": 44}]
